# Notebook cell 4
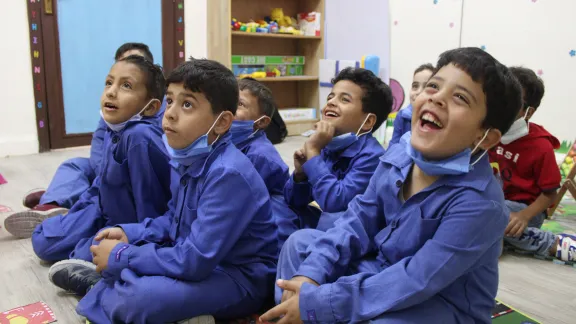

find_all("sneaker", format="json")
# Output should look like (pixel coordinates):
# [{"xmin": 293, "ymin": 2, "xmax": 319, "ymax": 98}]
[
  {"xmin": 555, "ymin": 234, "xmax": 576, "ymax": 262},
  {"xmin": 22, "ymin": 188, "xmax": 46, "ymax": 209},
  {"xmin": 177, "ymin": 316, "xmax": 215, "ymax": 324},
  {"xmin": 3, "ymin": 204, "xmax": 68, "ymax": 238},
  {"xmin": 49, "ymin": 259, "xmax": 101, "ymax": 296}
]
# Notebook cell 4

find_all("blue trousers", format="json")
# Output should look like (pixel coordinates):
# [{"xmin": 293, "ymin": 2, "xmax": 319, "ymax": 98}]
[
  {"xmin": 31, "ymin": 202, "xmax": 103, "ymax": 262},
  {"xmin": 77, "ymin": 268, "xmax": 263, "ymax": 324},
  {"xmin": 276, "ymin": 229, "xmax": 462, "ymax": 323},
  {"xmin": 40, "ymin": 157, "xmax": 95, "ymax": 208},
  {"xmin": 503, "ymin": 200, "xmax": 556, "ymax": 256}
]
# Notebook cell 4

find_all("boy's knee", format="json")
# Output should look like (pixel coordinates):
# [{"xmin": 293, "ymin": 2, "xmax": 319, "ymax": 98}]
[
  {"xmin": 31, "ymin": 230, "xmax": 59, "ymax": 262},
  {"xmin": 283, "ymin": 229, "xmax": 322, "ymax": 254}
]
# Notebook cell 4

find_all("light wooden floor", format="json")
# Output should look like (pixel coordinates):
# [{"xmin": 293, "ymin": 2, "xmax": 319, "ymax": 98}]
[{"xmin": 1, "ymin": 137, "xmax": 575, "ymax": 324}]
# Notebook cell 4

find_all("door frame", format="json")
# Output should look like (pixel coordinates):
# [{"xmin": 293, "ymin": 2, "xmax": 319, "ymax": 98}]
[{"xmin": 26, "ymin": 0, "xmax": 185, "ymax": 152}]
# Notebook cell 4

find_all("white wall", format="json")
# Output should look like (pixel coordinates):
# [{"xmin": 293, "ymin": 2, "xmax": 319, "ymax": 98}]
[
  {"xmin": 390, "ymin": 0, "xmax": 575, "ymax": 143},
  {"xmin": 0, "ymin": 2, "xmax": 38, "ymax": 156},
  {"xmin": 389, "ymin": 0, "xmax": 463, "ymax": 111},
  {"xmin": 184, "ymin": 0, "xmax": 208, "ymax": 59},
  {"xmin": 461, "ymin": 0, "xmax": 575, "ymax": 143}
]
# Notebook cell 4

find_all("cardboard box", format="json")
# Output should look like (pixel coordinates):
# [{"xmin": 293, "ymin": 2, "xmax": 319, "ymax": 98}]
[
  {"xmin": 231, "ymin": 55, "xmax": 305, "ymax": 65},
  {"xmin": 279, "ymin": 108, "xmax": 317, "ymax": 121},
  {"xmin": 298, "ymin": 12, "xmax": 321, "ymax": 37}
]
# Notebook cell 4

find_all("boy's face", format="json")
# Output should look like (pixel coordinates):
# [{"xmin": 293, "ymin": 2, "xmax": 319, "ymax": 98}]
[
  {"xmin": 411, "ymin": 63, "xmax": 496, "ymax": 159},
  {"xmin": 100, "ymin": 61, "xmax": 150, "ymax": 125},
  {"xmin": 323, "ymin": 80, "xmax": 373, "ymax": 135},
  {"xmin": 236, "ymin": 90, "xmax": 261, "ymax": 121},
  {"xmin": 163, "ymin": 83, "xmax": 232, "ymax": 149},
  {"xmin": 410, "ymin": 69, "xmax": 433, "ymax": 106}
]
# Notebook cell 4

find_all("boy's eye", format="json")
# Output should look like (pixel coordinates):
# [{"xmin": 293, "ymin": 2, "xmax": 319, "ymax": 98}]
[
  {"xmin": 122, "ymin": 82, "xmax": 132, "ymax": 89},
  {"xmin": 166, "ymin": 98, "xmax": 173, "ymax": 105},
  {"xmin": 183, "ymin": 101, "xmax": 192, "ymax": 109},
  {"xmin": 238, "ymin": 101, "xmax": 245, "ymax": 107},
  {"xmin": 341, "ymin": 97, "xmax": 350, "ymax": 103},
  {"xmin": 105, "ymin": 80, "xmax": 112, "ymax": 86},
  {"xmin": 455, "ymin": 94, "xmax": 469, "ymax": 104},
  {"xmin": 426, "ymin": 82, "xmax": 439, "ymax": 90},
  {"xmin": 411, "ymin": 82, "xmax": 419, "ymax": 90}
]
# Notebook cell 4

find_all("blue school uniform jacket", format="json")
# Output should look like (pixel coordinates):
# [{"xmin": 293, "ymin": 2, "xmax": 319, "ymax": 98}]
[
  {"xmin": 89, "ymin": 98, "xmax": 166, "ymax": 176},
  {"xmin": 110, "ymin": 134, "xmax": 277, "ymax": 298},
  {"xmin": 294, "ymin": 141, "xmax": 508, "ymax": 323},
  {"xmin": 235, "ymin": 130, "xmax": 289, "ymax": 196},
  {"xmin": 389, "ymin": 105, "xmax": 413, "ymax": 146},
  {"xmin": 283, "ymin": 133, "xmax": 384, "ymax": 212}
]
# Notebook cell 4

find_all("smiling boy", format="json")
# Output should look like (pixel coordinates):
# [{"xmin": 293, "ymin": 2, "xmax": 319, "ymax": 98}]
[
  {"xmin": 282, "ymin": 68, "xmax": 392, "ymax": 232},
  {"xmin": 262, "ymin": 47, "xmax": 522, "ymax": 324}
]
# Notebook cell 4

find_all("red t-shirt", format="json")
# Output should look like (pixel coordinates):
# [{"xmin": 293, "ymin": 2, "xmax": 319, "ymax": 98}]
[{"xmin": 488, "ymin": 123, "xmax": 561, "ymax": 204}]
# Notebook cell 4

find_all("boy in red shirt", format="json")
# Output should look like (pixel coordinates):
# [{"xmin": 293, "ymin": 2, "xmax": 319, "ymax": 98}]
[{"xmin": 489, "ymin": 67, "xmax": 575, "ymax": 262}]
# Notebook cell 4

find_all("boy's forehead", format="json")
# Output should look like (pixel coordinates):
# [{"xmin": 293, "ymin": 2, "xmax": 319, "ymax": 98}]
[
  {"xmin": 167, "ymin": 83, "xmax": 206, "ymax": 99},
  {"xmin": 110, "ymin": 61, "xmax": 142, "ymax": 78},
  {"xmin": 332, "ymin": 80, "xmax": 363, "ymax": 97},
  {"xmin": 119, "ymin": 49, "xmax": 145, "ymax": 60}
]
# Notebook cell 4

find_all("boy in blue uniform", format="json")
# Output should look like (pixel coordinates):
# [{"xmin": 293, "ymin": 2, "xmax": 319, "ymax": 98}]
[
  {"xmin": 14, "ymin": 43, "xmax": 162, "ymax": 227},
  {"xmin": 261, "ymin": 47, "xmax": 523, "ymax": 324},
  {"xmin": 283, "ymin": 67, "xmax": 391, "ymax": 231},
  {"xmin": 389, "ymin": 63, "xmax": 434, "ymax": 146},
  {"xmin": 231, "ymin": 78, "xmax": 292, "ymax": 248},
  {"xmin": 10, "ymin": 55, "xmax": 172, "ymax": 262},
  {"xmin": 56, "ymin": 59, "xmax": 277, "ymax": 324}
]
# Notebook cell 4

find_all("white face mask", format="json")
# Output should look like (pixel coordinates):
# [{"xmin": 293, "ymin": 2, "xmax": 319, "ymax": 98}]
[
  {"xmin": 501, "ymin": 107, "xmax": 531, "ymax": 145},
  {"xmin": 101, "ymin": 99, "xmax": 156, "ymax": 132}
]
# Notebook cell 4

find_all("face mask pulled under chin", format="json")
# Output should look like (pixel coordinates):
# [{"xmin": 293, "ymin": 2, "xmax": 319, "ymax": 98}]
[
  {"xmin": 500, "ymin": 108, "xmax": 531, "ymax": 145},
  {"xmin": 101, "ymin": 99, "xmax": 156, "ymax": 132},
  {"xmin": 403, "ymin": 129, "xmax": 490, "ymax": 176},
  {"xmin": 325, "ymin": 114, "xmax": 374, "ymax": 152}
]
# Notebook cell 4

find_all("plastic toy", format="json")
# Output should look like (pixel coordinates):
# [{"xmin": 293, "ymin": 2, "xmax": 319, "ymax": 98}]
[
  {"xmin": 231, "ymin": 18, "xmax": 241, "ymax": 31},
  {"xmin": 271, "ymin": 8, "xmax": 291, "ymax": 27},
  {"xmin": 360, "ymin": 55, "xmax": 380, "ymax": 76}
]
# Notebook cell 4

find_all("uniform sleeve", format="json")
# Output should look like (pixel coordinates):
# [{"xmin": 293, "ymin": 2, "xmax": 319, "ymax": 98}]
[
  {"xmin": 251, "ymin": 154, "xmax": 290, "ymax": 195},
  {"xmin": 89, "ymin": 118, "xmax": 107, "ymax": 174},
  {"xmin": 107, "ymin": 168, "xmax": 269, "ymax": 281},
  {"xmin": 388, "ymin": 115, "xmax": 405, "ymax": 146},
  {"xmin": 297, "ymin": 200, "xmax": 507, "ymax": 323},
  {"xmin": 534, "ymin": 142, "xmax": 561, "ymax": 192},
  {"xmin": 294, "ymin": 171, "xmax": 384, "ymax": 285},
  {"xmin": 283, "ymin": 174, "xmax": 313, "ymax": 208},
  {"xmin": 126, "ymin": 141, "xmax": 171, "ymax": 222},
  {"xmin": 302, "ymin": 150, "xmax": 381, "ymax": 212}
]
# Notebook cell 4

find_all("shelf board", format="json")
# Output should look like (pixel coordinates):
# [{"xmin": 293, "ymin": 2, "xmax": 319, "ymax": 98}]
[
  {"xmin": 231, "ymin": 31, "xmax": 322, "ymax": 40},
  {"xmin": 285, "ymin": 118, "xmax": 319, "ymax": 125},
  {"xmin": 238, "ymin": 76, "xmax": 318, "ymax": 82}
]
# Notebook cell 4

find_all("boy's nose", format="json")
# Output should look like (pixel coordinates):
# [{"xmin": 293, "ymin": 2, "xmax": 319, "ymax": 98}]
[{"xmin": 106, "ymin": 87, "xmax": 117, "ymax": 98}]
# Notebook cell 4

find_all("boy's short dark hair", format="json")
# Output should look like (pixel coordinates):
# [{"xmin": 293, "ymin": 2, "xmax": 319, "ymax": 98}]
[
  {"xmin": 414, "ymin": 63, "xmax": 435, "ymax": 75},
  {"xmin": 331, "ymin": 67, "xmax": 392, "ymax": 132},
  {"xmin": 436, "ymin": 47, "xmax": 522, "ymax": 135},
  {"xmin": 119, "ymin": 55, "xmax": 166, "ymax": 101},
  {"xmin": 167, "ymin": 58, "xmax": 239, "ymax": 115},
  {"xmin": 115, "ymin": 43, "xmax": 154, "ymax": 63},
  {"xmin": 238, "ymin": 77, "xmax": 276, "ymax": 117},
  {"xmin": 509, "ymin": 67, "xmax": 545, "ymax": 111}
]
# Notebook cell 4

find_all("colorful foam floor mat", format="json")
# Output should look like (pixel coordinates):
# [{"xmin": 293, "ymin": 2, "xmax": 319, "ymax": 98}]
[{"xmin": 492, "ymin": 300, "xmax": 540, "ymax": 324}]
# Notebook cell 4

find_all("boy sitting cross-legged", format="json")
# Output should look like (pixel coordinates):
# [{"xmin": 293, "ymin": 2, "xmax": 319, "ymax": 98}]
[
  {"xmin": 261, "ymin": 47, "xmax": 523, "ymax": 324},
  {"xmin": 52, "ymin": 59, "xmax": 278, "ymax": 324}
]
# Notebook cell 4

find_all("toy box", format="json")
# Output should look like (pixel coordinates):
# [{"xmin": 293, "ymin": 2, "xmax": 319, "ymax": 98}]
[
  {"xmin": 232, "ymin": 55, "xmax": 305, "ymax": 77},
  {"xmin": 231, "ymin": 55, "xmax": 305, "ymax": 65},
  {"xmin": 279, "ymin": 108, "xmax": 317, "ymax": 122},
  {"xmin": 298, "ymin": 12, "xmax": 321, "ymax": 37}
]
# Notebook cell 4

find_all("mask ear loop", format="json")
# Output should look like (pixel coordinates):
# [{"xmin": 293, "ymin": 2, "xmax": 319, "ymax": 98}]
[
  {"xmin": 251, "ymin": 115, "xmax": 268, "ymax": 137},
  {"xmin": 523, "ymin": 106, "xmax": 532, "ymax": 131},
  {"xmin": 207, "ymin": 112, "xmax": 225, "ymax": 145},
  {"xmin": 138, "ymin": 99, "xmax": 157, "ymax": 116},
  {"xmin": 356, "ymin": 114, "xmax": 374, "ymax": 137},
  {"xmin": 471, "ymin": 129, "xmax": 491, "ymax": 167}
]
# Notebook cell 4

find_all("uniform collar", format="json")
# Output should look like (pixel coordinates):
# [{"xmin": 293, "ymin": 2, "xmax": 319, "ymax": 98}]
[
  {"xmin": 170, "ymin": 132, "xmax": 233, "ymax": 178},
  {"xmin": 381, "ymin": 140, "xmax": 493, "ymax": 192}
]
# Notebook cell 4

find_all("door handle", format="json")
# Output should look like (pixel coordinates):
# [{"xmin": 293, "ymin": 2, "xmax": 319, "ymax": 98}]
[{"xmin": 45, "ymin": 0, "xmax": 53, "ymax": 15}]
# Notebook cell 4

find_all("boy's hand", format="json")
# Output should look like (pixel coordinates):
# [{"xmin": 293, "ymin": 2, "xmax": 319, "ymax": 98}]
[
  {"xmin": 281, "ymin": 276, "xmax": 318, "ymax": 303},
  {"xmin": 505, "ymin": 212, "xmax": 530, "ymax": 237},
  {"xmin": 261, "ymin": 278, "xmax": 317, "ymax": 324},
  {"xmin": 95, "ymin": 227, "xmax": 128, "ymax": 243},
  {"xmin": 305, "ymin": 121, "xmax": 335, "ymax": 158},
  {"xmin": 91, "ymin": 239, "xmax": 123, "ymax": 272},
  {"xmin": 293, "ymin": 149, "xmax": 308, "ymax": 183}
]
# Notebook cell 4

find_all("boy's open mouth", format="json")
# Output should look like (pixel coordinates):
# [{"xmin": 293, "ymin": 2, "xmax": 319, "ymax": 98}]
[
  {"xmin": 419, "ymin": 111, "xmax": 444, "ymax": 131},
  {"xmin": 104, "ymin": 102, "xmax": 118, "ymax": 111},
  {"xmin": 323, "ymin": 109, "xmax": 339, "ymax": 119}
]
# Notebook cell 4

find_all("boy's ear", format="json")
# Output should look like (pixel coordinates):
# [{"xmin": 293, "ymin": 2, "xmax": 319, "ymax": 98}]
[
  {"xmin": 477, "ymin": 128, "xmax": 502, "ymax": 151},
  {"xmin": 525, "ymin": 106, "xmax": 535, "ymax": 121},
  {"xmin": 213, "ymin": 111, "xmax": 234, "ymax": 135},
  {"xmin": 255, "ymin": 116, "xmax": 271, "ymax": 130},
  {"xmin": 359, "ymin": 113, "xmax": 377, "ymax": 133},
  {"xmin": 142, "ymin": 99, "xmax": 161, "ymax": 117}
]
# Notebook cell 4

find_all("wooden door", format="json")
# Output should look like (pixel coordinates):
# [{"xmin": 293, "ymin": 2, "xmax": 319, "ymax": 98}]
[{"xmin": 27, "ymin": 0, "xmax": 185, "ymax": 151}]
